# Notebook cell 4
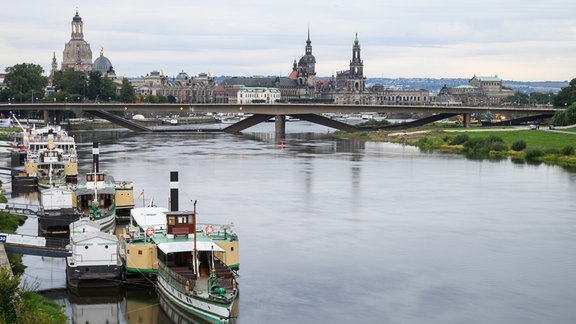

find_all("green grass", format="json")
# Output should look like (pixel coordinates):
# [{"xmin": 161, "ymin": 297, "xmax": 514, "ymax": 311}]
[{"xmin": 453, "ymin": 130, "xmax": 575, "ymax": 151}]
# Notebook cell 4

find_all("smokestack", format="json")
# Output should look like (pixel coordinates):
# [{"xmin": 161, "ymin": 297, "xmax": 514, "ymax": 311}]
[
  {"xmin": 170, "ymin": 171, "xmax": 179, "ymax": 212},
  {"xmin": 92, "ymin": 142, "xmax": 99, "ymax": 173}
]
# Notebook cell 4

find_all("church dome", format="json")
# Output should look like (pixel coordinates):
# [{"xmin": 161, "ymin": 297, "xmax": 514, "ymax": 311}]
[
  {"xmin": 93, "ymin": 52, "xmax": 113, "ymax": 74},
  {"xmin": 299, "ymin": 53, "xmax": 316, "ymax": 65}
]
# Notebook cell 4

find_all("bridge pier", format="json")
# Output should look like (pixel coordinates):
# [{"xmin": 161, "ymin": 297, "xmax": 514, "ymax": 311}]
[
  {"xmin": 275, "ymin": 115, "xmax": 286, "ymax": 139},
  {"xmin": 462, "ymin": 113, "xmax": 471, "ymax": 128}
]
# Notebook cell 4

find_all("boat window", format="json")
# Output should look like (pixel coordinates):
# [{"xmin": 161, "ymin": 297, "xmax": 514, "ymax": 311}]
[
  {"xmin": 85, "ymin": 246, "xmax": 88, "ymax": 249},
  {"xmin": 168, "ymin": 217, "xmax": 175, "ymax": 225}
]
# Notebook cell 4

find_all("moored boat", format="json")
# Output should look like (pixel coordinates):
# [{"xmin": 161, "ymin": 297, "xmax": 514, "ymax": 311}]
[
  {"xmin": 38, "ymin": 185, "xmax": 80, "ymax": 235},
  {"xmin": 66, "ymin": 218, "xmax": 124, "ymax": 289},
  {"xmin": 19, "ymin": 122, "xmax": 78, "ymax": 186},
  {"xmin": 119, "ymin": 171, "xmax": 239, "ymax": 323},
  {"xmin": 72, "ymin": 143, "xmax": 116, "ymax": 233}
]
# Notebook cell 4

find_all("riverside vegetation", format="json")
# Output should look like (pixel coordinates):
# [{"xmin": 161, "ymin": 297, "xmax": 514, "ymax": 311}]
[
  {"xmin": 0, "ymin": 182, "xmax": 68, "ymax": 324},
  {"xmin": 336, "ymin": 122, "xmax": 576, "ymax": 169}
]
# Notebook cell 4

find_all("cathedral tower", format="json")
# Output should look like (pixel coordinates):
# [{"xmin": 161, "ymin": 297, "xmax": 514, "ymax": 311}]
[
  {"xmin": 296, "ymin": 28, "xmax": 316, "ymax": 91},
  {"xmin": 61, "ymin": 9, "xmax": 93, "ymax": 72}
]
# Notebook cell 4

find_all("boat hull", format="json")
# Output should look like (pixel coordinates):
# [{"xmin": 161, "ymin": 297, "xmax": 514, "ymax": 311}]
[
  {"xmin": 38, "ymin": 208, "xmax": 81, "ymax": 235},
  {"xmin": 156, "ymin": 275, "xmax": 236, "ymax": 324},
  {"xmin": 66, "ymin": 261, "xmax": 124, "ymax": 288}
]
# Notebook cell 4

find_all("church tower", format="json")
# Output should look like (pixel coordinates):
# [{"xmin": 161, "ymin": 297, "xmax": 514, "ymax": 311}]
[
  {"xmin": 296, "ymin": 28, "xmax": 317, "ymax": 92},
  {"xmin": 348, "ymin": 33, "xmax": 365, "ymax": 92},
  {"xmin": 61, "ymin": 9, "xmax": 93, "ymax": 72}
]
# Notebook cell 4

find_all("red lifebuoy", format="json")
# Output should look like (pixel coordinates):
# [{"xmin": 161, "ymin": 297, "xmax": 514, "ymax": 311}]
[
  {"xmin": 185, "ymin": 280, "xmax": 190, "ymax": 292},
  {"xmin": 205, "ymin": 225, "xmax": 214, "ymax": 235},
  {"xmin": 145, "ymin": 227, "xmax": 155, "ymax": 236}
]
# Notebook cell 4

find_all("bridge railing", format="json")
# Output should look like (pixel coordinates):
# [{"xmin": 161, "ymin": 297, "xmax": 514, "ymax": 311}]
[{"xmin": 0, "ymin": 202, "xmax": 40, "ymax": 216}]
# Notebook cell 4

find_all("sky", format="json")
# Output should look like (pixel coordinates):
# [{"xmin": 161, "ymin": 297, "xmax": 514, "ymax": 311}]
[{"xmin": 1, "ymin": 0, "xmax": 575, "ymax": 82}]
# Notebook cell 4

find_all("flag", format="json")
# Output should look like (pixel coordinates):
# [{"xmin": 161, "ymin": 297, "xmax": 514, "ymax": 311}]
[{"xmin": 139, "ymin": 190, "xmax": 144, "ymax": 198}]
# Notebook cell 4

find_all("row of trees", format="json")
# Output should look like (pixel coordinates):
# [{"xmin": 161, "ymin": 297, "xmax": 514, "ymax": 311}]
[{"xmin": 0, "ymin": 63, "xmax": 136, "ymax": 104}]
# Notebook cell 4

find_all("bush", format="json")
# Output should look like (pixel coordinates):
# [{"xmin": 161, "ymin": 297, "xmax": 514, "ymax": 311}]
[
  {"xmin": 545, "ymin": 147, "xmax": 560, "ymax": 155},
  {"xmin": 0, "ymin": 269, "xmax": 19, "ymax": 323},
  {"xmin": 511, "ymin": 140, "xmax": 527, "ymax": 151},
  {"xmin": 561, "ymin": 146, "xmax": 575, "ymax": 156},
  {"xmin": 449, "ymin": 134, "xmax": 469, "ymax": 145},
  {"xmin": 525, "ymin": 148, "xmax": 544, "ymax": 161},
  {"xmin": 489, "ymin": 141, "xmax": 508, "ymax": 152}
]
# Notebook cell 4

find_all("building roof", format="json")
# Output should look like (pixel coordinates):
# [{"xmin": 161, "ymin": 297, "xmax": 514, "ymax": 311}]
[
  {"xmin": 93, "ymin": 53, "xmax": 113, "ymax": 74},
  {"xmin": 474, "ymin": 75, "xmax": 501, "ymax": 82}
]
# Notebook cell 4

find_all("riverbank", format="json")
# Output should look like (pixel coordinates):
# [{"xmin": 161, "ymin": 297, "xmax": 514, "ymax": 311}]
[
  {"xmin": 337, "ymin": 124, "xmax": 576, "ymax": 169},
  {"xmin": 0, "ymin": 185, "xmax": 68, "ymax": 323}
]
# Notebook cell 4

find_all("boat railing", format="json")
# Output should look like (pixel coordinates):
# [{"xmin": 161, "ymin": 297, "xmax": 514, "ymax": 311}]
[
  {"xmin": 212, "ymin": 257, "xmax": 236, "ymax": 292},
  {"xmin": 158, "ymin": 261, "xmax": 197, "ymax": 293}
]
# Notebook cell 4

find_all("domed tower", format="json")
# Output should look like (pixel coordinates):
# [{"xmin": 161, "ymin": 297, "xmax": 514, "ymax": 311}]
[
  {"xmin": 297, "ymin": 28, "xmax": 316, "ymax": 89},
  {"xmin": 93, "ymin": 47, "xmax": 115, "ymax": 77},
  {"xmin": 61, "ymin": 9, "xmax": 93, "ymax": 72}
]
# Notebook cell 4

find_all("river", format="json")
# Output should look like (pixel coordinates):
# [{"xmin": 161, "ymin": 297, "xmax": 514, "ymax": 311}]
[{"xmin": 4, "ymin": 121, "xmax": 576, "ymax": 323}]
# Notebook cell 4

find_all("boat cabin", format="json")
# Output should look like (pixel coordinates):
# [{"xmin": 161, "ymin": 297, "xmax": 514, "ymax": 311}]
[{"xmin": 166, "ymin": 211, "xmax": 195, "ymax": 238}]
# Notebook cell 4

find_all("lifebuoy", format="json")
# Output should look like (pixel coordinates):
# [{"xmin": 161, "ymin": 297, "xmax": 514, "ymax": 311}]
[
  {"xmin": 145, "ymin": 227, "xmax": 155, "ymax": 236},
  {"xmin": 119, "ymin": 182, "xmax": 125, "ymax": 188},
  {"xmin": 185, "ymin": 280, "xmax": 190, "ymax": 292},
  {"xmin": 205, "ymin": 224, "xmax": 214, "ymax": 235}
]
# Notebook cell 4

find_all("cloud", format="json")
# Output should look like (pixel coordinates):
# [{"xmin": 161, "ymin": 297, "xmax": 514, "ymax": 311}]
[{"xmin": 1, "ymin": 0, "xmax": 575, "ymax": 81}]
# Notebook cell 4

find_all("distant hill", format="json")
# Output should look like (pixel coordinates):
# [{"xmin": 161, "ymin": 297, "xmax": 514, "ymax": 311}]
[{"xmin": 213, "ymin": 75, "xmax": 568, "ymax": 95}]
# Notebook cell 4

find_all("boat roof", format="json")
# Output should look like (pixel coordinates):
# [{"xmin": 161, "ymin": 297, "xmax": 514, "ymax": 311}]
[
  {"xmin": 74, "ymin": 186, "xmax": 116, "ymax": 195},
  {"xmin": 131, "ymin": 206, "xmax": 169, "ymax": 229},
  {"xmin": 71, "ymin": 230, "xmax": 118, "ymax": 243},
  {"xmin": 157, "ymin": 241, "xmax": 224, "ymax": 253}
]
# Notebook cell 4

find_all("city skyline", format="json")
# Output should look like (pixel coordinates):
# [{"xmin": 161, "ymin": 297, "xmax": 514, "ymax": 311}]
[{"xmin": 1, "ymin": 0, "xmax": 575, "ymax": 82}]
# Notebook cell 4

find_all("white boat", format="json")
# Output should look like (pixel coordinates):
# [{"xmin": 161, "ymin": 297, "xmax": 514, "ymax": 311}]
[
  {"xmin": 19, "ymin": 121, "xmax": 78, "ymax": 185},
  {"xmin": 38, "ymin": 185, "xmax": 80, "ymax": 235},
  {"xmin": 66, "ymin": 218, "xmax": 123, "ymax": 288}
]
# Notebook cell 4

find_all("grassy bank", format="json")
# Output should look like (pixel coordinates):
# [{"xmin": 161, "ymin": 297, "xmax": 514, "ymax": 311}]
[
  {"xmin": 336, "ymin": 125, "xmax": 576, "ymax": 169},
  {"xmin": 0, "ymin": 187, "xmax": 68, "ymax": 323}
]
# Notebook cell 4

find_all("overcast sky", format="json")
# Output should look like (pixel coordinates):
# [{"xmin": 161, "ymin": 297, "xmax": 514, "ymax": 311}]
[{"xmin": 1, "ymin": 0, "xmax": 574, "ymax": 81}]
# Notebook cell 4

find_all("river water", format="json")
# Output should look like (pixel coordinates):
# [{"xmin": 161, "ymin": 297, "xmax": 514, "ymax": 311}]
[{"xmin": 4, "ymin": 121, "xmax": 576, "ymax": 323}]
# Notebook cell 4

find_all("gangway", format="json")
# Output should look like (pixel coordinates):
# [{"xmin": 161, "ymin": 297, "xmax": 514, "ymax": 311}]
[
  {"xmin": 0, "ymin": 232, "xmax": 70, "ymax": 258},
  {"xmin": 0, "ymin": 202, "xmax": 40, "ymax": 217}
]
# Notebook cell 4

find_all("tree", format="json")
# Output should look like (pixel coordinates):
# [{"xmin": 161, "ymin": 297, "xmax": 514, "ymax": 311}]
[
  {"xmin": 553, "ymin": 78, "xmax": 576, "ymax": 107},
  {"xmin": 3, "ymin": 63, "xmax": 48, "ymax": 103},
  {"xmin": 52, "ymin": 69, "xmax": 87, "ymax": 101},
  {"xmin": 119, "ymin": 78, "xmax": 135, "ymax": 103},
  {"xmin": 99, "ymin": 77, "xmax": 117, "ymax": 102},
  {"xmin": 551, "ymin": 103, "xmax": 576, "ymax": 126}
]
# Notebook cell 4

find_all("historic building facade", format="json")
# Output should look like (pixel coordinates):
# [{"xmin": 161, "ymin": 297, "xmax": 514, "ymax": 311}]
[
  {"xmin": 329, "ymin": 34, "xmax": 430, "ymax": 105},
  {"xmin": 437, "ymin": 75, "xmax": 514, "ymax": 105},
  {"xmin": 130, "ymin": 70, "xmax": 216, "ymax": 103}
]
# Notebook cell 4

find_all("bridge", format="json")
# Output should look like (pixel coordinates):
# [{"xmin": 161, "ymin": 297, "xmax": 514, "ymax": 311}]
[
  {"xmin": 2, "ymin": 103, "xmax": 558, "ymax": 135},
  {"xmin": 0, "ymin": 233, "xmax": 70, "ymax": 258}
]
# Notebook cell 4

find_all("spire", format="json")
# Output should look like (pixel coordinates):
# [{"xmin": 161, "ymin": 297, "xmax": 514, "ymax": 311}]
[{"xmin": 305, "ymin": 27, "xmax": 312, "ymax": 55}]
